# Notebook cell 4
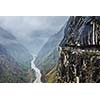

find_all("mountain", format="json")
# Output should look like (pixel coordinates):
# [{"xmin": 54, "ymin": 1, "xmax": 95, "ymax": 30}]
[
  {"xmin": 34, "ymin": 21, "xmax": 68, "ymax": 82},
  {"xmin": 0, "ymin": 27, "xmax": 35, "ymax": 82},
  {"xmin": 56, "ymin": 16, "xmax": 100, "ymax": 83},
  {"xmin": 0, "ymin": 27, "xmax": 32, "ymax": 69},
  {"xmin": 0, "ymin": 27, "xmax": 16, "ymax": 40},
  {"xmin": 0, "ymin": 44, "xmax": 33, "ymax": 82},
  {"xmin": 5, "ymin": 43, "xmax": 32, "ymax": 69}
]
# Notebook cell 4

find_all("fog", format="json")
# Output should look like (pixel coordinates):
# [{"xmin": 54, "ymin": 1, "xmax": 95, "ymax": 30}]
[{"xmin": 0, "ymin": 16, "xmax": 68, "ymax": 55}]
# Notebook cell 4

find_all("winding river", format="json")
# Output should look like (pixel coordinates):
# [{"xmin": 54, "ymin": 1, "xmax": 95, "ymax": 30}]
[{"xmin": 31, "ymin": 57, "xmax": 42, "ymax": 83}]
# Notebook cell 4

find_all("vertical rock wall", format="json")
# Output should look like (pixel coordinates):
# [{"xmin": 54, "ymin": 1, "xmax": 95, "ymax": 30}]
[{"xmin": 56, "ymin": 16, "xmax": 100, "ymax": 83}]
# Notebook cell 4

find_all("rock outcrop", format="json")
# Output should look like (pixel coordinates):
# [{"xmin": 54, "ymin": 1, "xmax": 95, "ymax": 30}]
[{"xmin": 56, "ymin": 16, "xmax": 100, "ymax": 83}]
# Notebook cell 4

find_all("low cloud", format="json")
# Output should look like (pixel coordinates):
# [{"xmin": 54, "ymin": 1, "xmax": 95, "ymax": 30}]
[{"xmin": 0, "ymin": 16, "xmax": 68, "ymax": 54}]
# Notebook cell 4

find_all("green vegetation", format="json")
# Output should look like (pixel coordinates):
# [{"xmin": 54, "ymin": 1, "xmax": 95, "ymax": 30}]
[{"xmin": 45, "ymin": 68, "xmax": 56, "ymax": 83}]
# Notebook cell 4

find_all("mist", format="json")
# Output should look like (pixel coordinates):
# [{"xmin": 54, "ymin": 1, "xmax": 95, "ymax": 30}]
[{"xmin": 0, "ymin": 16, "xmax": 68, "ymax": 55}]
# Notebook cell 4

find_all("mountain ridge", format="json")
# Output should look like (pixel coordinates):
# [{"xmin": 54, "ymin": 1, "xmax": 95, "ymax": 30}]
[{"xmin": 0, "ymin": 26, "xmax": 34, "ymax": 82}]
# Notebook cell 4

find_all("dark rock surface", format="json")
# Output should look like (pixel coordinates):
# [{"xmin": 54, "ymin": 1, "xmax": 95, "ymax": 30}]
[{"xmin": 56, "ymin": 16, "xmax": 100, "ymax": 83}]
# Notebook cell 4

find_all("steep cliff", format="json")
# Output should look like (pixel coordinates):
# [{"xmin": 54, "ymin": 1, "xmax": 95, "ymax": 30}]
[
  {"xmin": 56, "ymin": 16, "xmax": 100, "ymax": 83},
  {"xmin": 34, "ymin": 20, "xmax": 69, "ymax": 82}
]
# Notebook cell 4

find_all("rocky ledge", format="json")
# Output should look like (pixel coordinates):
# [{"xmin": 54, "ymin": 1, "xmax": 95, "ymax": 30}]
[{"xmin": 56, "ymin": 16, "xmax": 100, "ymax": 83}]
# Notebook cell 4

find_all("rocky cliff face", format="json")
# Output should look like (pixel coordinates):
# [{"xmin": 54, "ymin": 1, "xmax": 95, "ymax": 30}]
[{"xmin": 56, "ymin": 16, "xmax": 100, "ymax": 83}]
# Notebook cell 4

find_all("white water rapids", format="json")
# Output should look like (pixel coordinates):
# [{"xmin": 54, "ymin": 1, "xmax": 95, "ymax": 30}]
[{"xmin": 31, "ymin": 57, "xmax": 42, "ymax": 83}]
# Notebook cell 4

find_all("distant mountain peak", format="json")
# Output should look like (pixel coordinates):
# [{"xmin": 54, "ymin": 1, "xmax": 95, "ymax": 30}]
[{"xmin": 0, "ymin": 26, "xmax": 16, "ymax": 40}]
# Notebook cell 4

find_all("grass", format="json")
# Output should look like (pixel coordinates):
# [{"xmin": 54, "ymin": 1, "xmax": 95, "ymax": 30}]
[{"xmin": 45, "ymin": 67, "xmax": 56, "ymax": 83}]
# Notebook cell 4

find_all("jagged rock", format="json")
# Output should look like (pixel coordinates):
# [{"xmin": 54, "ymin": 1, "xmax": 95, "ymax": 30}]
[{"xmin": 57, "ymin": 16, "xmax": 100, "ymax": 83}]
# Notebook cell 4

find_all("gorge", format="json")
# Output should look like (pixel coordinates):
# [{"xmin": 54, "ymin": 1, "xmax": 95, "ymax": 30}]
[
  {"xmin": 35, "ymin": 16, "xmax": 100, "ymax": 83},
  {"xmin": 1, "ymin": 16, "xmax": 100, "ymax": 83}
]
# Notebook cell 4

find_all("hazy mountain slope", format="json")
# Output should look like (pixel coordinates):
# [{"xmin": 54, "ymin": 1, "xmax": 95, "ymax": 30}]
[
  {"xmin": 35, "ymin": 21, "xmax": 68, "ymax": 77},
  {"xmin": 0, "ymin": 27, "xmax": 16, "ymax": 40},
  {"xmin": 0, "ymin": 27, "xmax": 35, "ymax": 82},
  {"xmin": 0, "ymin": 27, "xmax": 32, "ymax": 69},
  {"xmin": 0, "ymin": 44, "xmax": 32, "ymax": 82},
  {"xmin": 5, "ymin": 43, "xmax": 32, "ymax": 68}
]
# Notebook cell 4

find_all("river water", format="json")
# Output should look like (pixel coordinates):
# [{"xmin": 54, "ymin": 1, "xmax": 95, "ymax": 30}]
[{"xmin": 31, "ymin": 57, "xmax": 42, "ymax": 83}]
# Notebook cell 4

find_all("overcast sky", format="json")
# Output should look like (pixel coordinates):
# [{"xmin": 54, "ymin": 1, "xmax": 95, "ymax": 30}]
[{"xmin": 0, "ymin": 16, "xmax": 68, "ymax": 55}]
